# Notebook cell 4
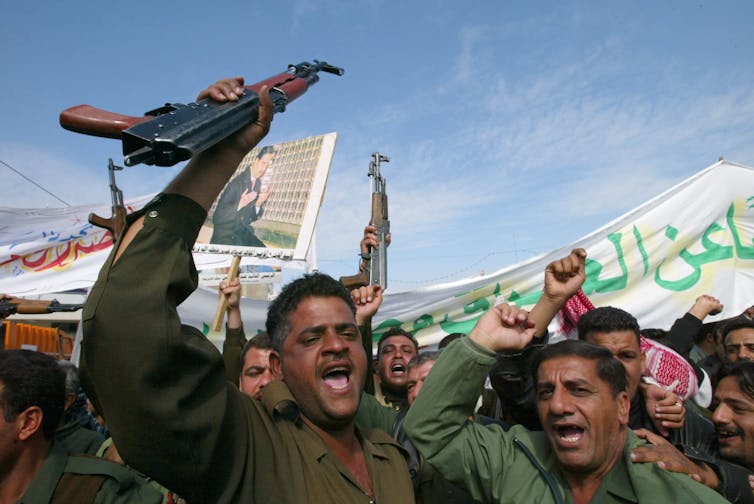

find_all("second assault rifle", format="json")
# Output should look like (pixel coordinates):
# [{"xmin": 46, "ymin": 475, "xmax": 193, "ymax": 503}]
[
  {"xmin": 340, "ymin": 152, "xmax": 390, "ymax": 290},
  {"xmin": 59, "ymin": 60, "xmax": 344, "ymax": 167},
  {"xmin": 88, "ymin": 159, "xmax": 127, "ymax": 241},
  {"xmin": 1, "ymin": 296, "xmax": 83, "ymax": 320}
]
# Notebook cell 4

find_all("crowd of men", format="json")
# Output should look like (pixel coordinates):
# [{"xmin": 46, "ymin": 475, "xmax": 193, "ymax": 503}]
[{"xmin": 2, "ymin": 77, "xmax": 754, "ymax": 503}]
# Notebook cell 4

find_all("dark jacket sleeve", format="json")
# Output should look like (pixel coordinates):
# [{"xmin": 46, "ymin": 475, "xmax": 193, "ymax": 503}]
[
  {"xmin": 663, "ymin": 313, "xmax": 708, "ymax": 384},
  {"xmin": 665, "ymin": 313, "xmax": 702, "ymax": 357},
  {"xmin": 488, "ymin": 339, "xmax": 545, "ymax": 430},
  {"xmin": 80, "ymin": 194, "xmax": 252, "ymax": 503},
  {"xmin": 681, "ymin": 445, "xmax": 754, "ymax": 504}
]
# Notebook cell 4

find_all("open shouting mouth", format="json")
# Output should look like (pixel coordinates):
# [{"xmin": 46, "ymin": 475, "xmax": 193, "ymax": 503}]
[
  {"xmin": 553, "ymin": 423, "xmax": 585, "ymax": 447},
  {"xmin": 322, "ymin": 362, "xmax": 353, "ymax": 391},
  {"xmin": 390, "ymin": 361, "xmax": 406, "ymax": 376}
]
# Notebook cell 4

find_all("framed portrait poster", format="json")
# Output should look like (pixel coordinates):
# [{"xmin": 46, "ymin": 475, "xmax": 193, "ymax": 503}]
[{"xmin": 194, "ymin": 132, "xmax": 337, "ymax": 260}]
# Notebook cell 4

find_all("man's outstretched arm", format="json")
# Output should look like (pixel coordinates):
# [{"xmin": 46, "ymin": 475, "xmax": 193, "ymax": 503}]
[{"xmin": 81, "ymin": 79, "xmax": 273, "ymax": 503}]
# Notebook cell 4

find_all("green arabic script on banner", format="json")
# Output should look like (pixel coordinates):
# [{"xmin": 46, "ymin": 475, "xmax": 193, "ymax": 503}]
[{"xmin": 374, "ymin": 198, "xmax": 754, "ymax": 342}]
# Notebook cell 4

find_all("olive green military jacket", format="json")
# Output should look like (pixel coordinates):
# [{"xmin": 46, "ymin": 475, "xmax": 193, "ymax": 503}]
[
  {"xmin": 18, "ymin": 444, "xmax": 163, "ymax": 504},
  {"xmin": 81, "ymin": 194, "xmax": 414, "ymax": 504},
  {"xmin": 222, "ymin": 324, "xmax": 246, "ymax": 384},
  {"xmin": 404, "ymin": 337, "xmax": 729, "ymax": 503},
  {"xmin": 55, "ymin": 419, "xmax": 106, "ymax": 456}
]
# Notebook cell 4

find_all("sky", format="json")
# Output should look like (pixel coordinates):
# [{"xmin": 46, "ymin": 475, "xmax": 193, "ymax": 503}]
[{"xmin": 2, "ymin": 1, "xmax": 754, "ymax": 292}]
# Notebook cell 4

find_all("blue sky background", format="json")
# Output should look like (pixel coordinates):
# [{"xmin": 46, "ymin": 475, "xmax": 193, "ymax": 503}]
[{"xmin": 2, "ymin": 1, "xmax": 754, "ymax": 292}]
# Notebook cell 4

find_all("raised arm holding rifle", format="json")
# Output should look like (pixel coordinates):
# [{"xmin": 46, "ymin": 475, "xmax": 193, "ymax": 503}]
[
  {"xmin": 340, "ymin": 152, "xmax": 390, "ymax": 290},
  {"xmin": 80, "ymin": 68, "xmax": 413, "ymax": 503},
  {"xmin": 60, "ymin": 61, "xmax": 344, "ymax": 167}
]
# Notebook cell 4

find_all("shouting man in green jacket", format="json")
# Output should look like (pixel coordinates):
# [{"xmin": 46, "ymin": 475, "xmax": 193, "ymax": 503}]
[
  {"xmin": 404, "ymin": 267, "xmax": 727, "ymax": 503},
  {"xmin": 81, "ymin": 78, "xmax": 412, "ymax": 503}
]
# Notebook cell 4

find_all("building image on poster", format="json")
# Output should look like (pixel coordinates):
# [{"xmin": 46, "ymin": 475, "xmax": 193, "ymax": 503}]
[{"xmin": 194, "ymin": 132, "xmax": 337, "ymax": 260}]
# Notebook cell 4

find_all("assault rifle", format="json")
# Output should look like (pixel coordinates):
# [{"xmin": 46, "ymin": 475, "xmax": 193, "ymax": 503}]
[
  {"xmin": 340, "ymin": 152, "xmax": 390, "ymax": 290},
  {"xmin": 59, "ymin": 60, "xmax": 344, "ymax": 167},
  {"xmin": 0, "ymin": 297, "xmax": 83, "ymax": 319},
  {"xmin": 88, "ymin": 158, "xmax": 127, "ymax": 241}
]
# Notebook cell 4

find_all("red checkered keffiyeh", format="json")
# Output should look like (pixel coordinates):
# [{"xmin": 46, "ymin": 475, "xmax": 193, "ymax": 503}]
[
  {"xmin": 556, "ymin": 289, "xmax": 698, "ymax": 400},
  {"xmin": 558, "ymin": 289, "xmax": 595, "ymax": 338},
  {"xmin": 640, "ymin": 336, "xmax": 698, "ymax": 400}
]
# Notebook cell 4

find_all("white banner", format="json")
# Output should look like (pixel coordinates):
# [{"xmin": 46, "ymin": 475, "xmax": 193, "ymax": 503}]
[
  {"xmin": 0, "ymin": 195, "xmax": 152, "ymax": 295},
  {"xmin": 374, "ymin": 160, "xmax": 754, "ymax": 346},
  {"xmin": 3, "ymin": 160, "xmax": 753, "ymax": 351}
]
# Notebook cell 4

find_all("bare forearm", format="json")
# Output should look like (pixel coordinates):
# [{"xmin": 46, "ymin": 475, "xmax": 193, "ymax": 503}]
[
  {"xmin": 227, "ymin": 306, "xmax": 243, "ymax": 329},
  {"xmin": 528, "ymin": 294, "xmax": 565, "ymax": 338}
]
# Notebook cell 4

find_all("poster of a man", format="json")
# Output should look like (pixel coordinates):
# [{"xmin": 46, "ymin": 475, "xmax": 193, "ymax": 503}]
[
  {"xmin": 195, "ymin": 132, "xmax": 337, "ymax": 260},
  {"xmin": 210, "ymin": 145, "xmax": 276, "ymax": 247}
]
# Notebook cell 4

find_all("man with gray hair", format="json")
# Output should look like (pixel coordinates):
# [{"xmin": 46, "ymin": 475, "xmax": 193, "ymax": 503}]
[{"xmin": 54, "ymin": 360, "xmax": 105, "ymax": 455}]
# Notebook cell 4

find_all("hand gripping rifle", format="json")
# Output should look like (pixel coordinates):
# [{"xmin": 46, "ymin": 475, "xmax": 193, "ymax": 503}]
[
  {"xmin": 340, "ymin": 152, "xmax": 390, "ymax": 290},
  {"xmin": 88, "ymin": 158, "xmax": 127, "ymax": 241},
  {"xmin": 59, "ymin": 60, "xmax": 344, "ymax": 167}
]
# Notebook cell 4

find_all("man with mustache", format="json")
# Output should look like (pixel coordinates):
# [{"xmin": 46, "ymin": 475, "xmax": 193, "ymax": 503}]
[
  {"xmin": 404, "ymin": 280, "xmax": 726, "ymax": 503},
  {"xmin": 372, "ymin": 327, "xmax": 418, "ymax": 410},
  {"xmin": 713, "ymin": 361, "xmax": 754, "ymax": 472},
  {"xmin": 631, "ymin": 360, "xmax": 754, "ymax": 502},
  {"xmin": 81, "ymin": 78, "xmax": 413, "ymax": 503}
]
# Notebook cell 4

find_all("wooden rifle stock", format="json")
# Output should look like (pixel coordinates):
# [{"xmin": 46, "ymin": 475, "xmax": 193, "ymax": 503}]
[
  {"xmin": 59, "ymin": 61, "xmax": 344, "ymax": 167},
  {"xmin": 59, "ymin": 105, "xmax": 152, "ymax": 139},
  {"xmin": 339, "ymin": 270, "xmax": 370, "ymax": 290}
]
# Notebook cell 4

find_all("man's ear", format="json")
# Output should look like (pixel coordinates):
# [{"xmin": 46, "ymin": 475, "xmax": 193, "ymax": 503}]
[
  {"xmin": 16, "ymin": 406, "xmax": 44, "ymax": 441},
  {"xmin": 617, "ymin": 391, "xmax": 630, "ymax": 426},
  {"xmin": 269, "ymin": 350, "xmax": 283, "ymax": 379}
]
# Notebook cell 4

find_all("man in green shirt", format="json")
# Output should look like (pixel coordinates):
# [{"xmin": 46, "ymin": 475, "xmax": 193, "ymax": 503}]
[
  {"xmin": 404, "ymin": 256, "xmax": 727, "ymax": 503},
  {"xmin": 81, "ymin": 78, "xmax": 412, "ymax": 503},
  {"xmin": 0, "ymin": 349, "xmax": 162, "ymax": 503}
]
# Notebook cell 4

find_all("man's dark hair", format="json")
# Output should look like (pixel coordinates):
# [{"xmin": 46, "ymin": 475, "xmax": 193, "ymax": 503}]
[
  {"xmin": 0, "ymin": 350, "xmax": 65, "ymax": 440},
  {"xmin": 239, "ymin": 331, "xmax": 274, "ymax": 366},
  {"xmin": 377, "ymin": 327, "xmax": 419, "ymax": 355},
  {"xmin": 719, "ymin": 316, "xmax": 754, "ymax": 344},
  {"xmin": 256, "ymin": 145, "xmax": 276, "ymax": 159},
  {"xmin": 532, "ymin": 340, "xmax": 628, "ymax": 397},
  {"xmin": 641, "ymin": 328, "xmax": 667, "ymax": 343},
  {"xmin": 577, "ymin": 306, "xmax": 640, "ymax": 344},
  {"xmin": 266, "ymin": 273, "xmax": 356, "ymax": 354},
  {"xmin": 407, "ymin": 350, "xmax": 442, "ymax": 372},
  {"xmin": 719, "ymin": 360, "xmax": 754, "ymax": 399}
]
